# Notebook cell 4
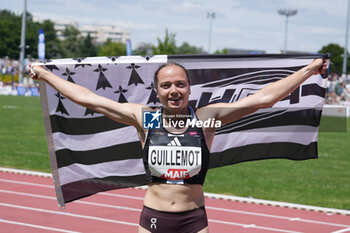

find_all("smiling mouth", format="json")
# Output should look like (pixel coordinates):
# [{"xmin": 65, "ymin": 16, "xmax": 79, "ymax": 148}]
[{"xmin": 169, "ymin": 97, "xmax": 181, "ymax": 101}]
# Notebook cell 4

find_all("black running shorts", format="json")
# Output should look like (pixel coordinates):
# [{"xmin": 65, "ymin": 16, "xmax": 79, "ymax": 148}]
[{"xmin": 139, "ymin": 205, "xmax": 208, "ymax": 233}]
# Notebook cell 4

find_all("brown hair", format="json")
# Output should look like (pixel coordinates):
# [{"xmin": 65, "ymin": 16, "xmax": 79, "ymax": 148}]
[{"xmin": 153, "ymin": 62, "xmax": 191, "ymax": 88}]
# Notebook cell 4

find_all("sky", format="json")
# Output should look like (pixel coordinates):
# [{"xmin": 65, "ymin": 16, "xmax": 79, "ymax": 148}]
[{"xmin": 0, "ymin": 0, "xmax": 348, "ymax": 53}]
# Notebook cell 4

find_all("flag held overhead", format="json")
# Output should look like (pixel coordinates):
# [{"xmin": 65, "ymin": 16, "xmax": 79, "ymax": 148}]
[{"xmin": 34, "ymin": 54, "xmax": 327, "ymax": 207}]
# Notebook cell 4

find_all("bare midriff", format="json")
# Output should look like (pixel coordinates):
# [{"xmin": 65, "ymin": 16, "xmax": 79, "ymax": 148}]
[{"xmin": 143, "ymin": 183, "xmax": 205, "ymax": 212}]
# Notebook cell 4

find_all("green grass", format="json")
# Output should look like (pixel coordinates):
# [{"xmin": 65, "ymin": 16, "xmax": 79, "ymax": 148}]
[
  {"xmin": 0, "ymin": 95, "xmax": 349, "ymax": 210},
  {"xmin": 205, "ymin": 116, "xmax": 350, "ymax": 210},
  {"xmin": 0, "ymin": 95, "xmax": 50, "ymax": 172}
]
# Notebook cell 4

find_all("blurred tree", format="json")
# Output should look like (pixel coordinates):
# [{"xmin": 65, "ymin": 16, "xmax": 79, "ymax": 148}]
[
  {"xmin": 98, "ymin": 39, "xmax": 126, "ymax": 56},
  {"xmin": 132, "ymin": 43, "xmax": 153, "ymax": 55},
  {"xmin": 0, "ymin": 10, "xmax": 40, "ymax": 59},
  {"xmin": 176, "ymin": 42, "xmax": 204, "ymax": 55},
  {"xmin": 60, "ymin": 25, "xmax": 83, "ymax": 58},
  {"xmin": 132, "ymin": 47, "xmax": 148, "ymax": 55},
  {"xmin": 80, "ymin": 33, "xmax": 97, "ymax": 57},
  {"xmin": 25, "ymin": 16, "xmax": 40, "ymax": 59},
  {"xmin": 152, "ymin": 29, "xmax": 177, "ymax": 55},
  {"xmin": 318, "ymin": 43, "xmax": 349, "ymax": 75},
  {"xmin": 0, "ymin": 10, "xmax": 21, "ymax": 58},
  {"xmin": 214, "ymin": 48, "xmax": 229, "ymax": 54},
  {"xmin": 0, "ymin": 10, "xmax": 63, "ymax": 59}
]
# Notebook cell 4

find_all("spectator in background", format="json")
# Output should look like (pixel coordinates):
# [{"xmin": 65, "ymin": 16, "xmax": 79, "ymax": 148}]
[
  {"xmin": 335, "ymin": 78, "xmax": 349, "ymax": 104},
  {"xmin": 326, "ymin": 73, "xmax": 337, "ymax": 104},
  {"xmin": 0, "ymin": 56, "xmax": 40, "ymax": 96}
]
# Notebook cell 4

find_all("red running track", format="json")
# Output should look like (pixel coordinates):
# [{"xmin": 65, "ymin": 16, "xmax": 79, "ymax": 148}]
[{"xmin": 0, "ymin": 171, "xmax": 349, "ymax": 233}]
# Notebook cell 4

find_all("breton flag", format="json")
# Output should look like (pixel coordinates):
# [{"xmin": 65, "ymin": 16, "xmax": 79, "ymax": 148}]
[{"xmin": 35, "ymin": 54, "xmax": 328, "ymax": 207}]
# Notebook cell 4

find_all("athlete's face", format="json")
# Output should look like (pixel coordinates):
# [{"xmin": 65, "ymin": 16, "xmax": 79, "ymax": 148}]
[{"xmin": 156, "ymin": 65, "xmax": 191, "ymax": 113}]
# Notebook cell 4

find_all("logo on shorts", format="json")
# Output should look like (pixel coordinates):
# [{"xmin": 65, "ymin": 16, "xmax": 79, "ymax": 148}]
[
  {"xmin": 143, "ymin": 110, "xmax": 161, "ymax": 129},
  {"xmin": 150, "ymin": 217, "xmax": 157, "ymax": 229}
]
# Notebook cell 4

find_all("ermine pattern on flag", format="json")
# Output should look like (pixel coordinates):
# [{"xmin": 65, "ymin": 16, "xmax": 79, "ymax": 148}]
[{"xmin": 36, "ymin": 54, "xmax": 327, "ymax": 206}]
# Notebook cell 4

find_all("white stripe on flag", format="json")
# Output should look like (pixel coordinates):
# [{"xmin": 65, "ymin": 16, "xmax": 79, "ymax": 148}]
[
  {"xmin": 53, "ymin": 126, "xmax": 140, "ymax": 151},
  {"xmin": 32, "ymin": 55, "xmax": 167, "ymax": 66},
  {"xmin": 58, "ymin": 159, "xmax": 145, "ymax": 185},
  {"xmin": 182, "ymin": 58, "xmax": 313, "ymax": 70},
  {"xmin": 211, "ymin": 125, "xmax": 318, "ymax": 153}
]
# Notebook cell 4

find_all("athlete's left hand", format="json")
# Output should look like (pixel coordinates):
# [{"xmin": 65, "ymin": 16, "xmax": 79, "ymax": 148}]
[{"xmin": 310, "ymin": 58, "xmax": 328, "ymax": 75}]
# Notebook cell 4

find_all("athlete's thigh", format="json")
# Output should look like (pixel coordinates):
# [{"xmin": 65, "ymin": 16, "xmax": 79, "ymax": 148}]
[
  {"xmin": 198, "ymin": 226, "xmax": 209, "ymax": 233},
  {"xmin": 138, "ymin": 225, "xmax": 151, "ymax": 233}
]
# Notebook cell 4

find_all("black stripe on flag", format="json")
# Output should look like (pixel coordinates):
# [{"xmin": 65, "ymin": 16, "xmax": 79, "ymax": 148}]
[
  {"xmin": 209, "ymin": 142, "xmax": 318, "ymax": 169},
  {"xmin": 61, "ymin": 175, "xmax": 147, "ymax": 204},
  {"xmin": 302, "ymin": 83, "xmax": 326, "ymax": 98},
  {"xmin": 56, "ymin": 141, "xmax": 142, "ymax": 168},
  {"xmin": 187, "ymin": 68, "xmax": 298, "ymax": 86},
  {"xmin": 50, "ymin": 115, "xmax": 128, "ymax": 135},
  {"xmin": 216, "ymin": 109, "xmax": 322, "ymax": 134},
  {"xmin": 168, "ymin": 53, "xmax": 323, "ymax": 61}
]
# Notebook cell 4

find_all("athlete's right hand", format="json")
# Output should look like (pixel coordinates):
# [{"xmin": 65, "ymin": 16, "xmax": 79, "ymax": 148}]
[{"xmin": 29, "ymin": 64, "xmax": 46, "ymax": 80}]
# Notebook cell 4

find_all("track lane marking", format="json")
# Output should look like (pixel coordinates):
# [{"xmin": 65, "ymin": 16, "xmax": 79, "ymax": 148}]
[
  {"xmin": 206, "ymin": 206, "xmax": 350, "ymax": 228},
  {"xmin": 0, "ymin": 219, "xmax": 81, "ymax": 233},
  {"xmin": 209, "ymin": 219, "xmax": 302, "ymax": 233},
  {"xmin": 2, "ymin": 168, "xmax": 350, "ymax": 216},
  {"xmin": 0, "ymin": 189, "xmax": 141, "ymax": 212},
  {"xmin": 1, "ymin": 189, "xmax": 350, "ymax": 230},
  {"xmin": 0, "ymin": 178, "xmax": 144, "ymax": 200},
  {"xmin": 1, "ymin": 179, "xmax": 349, "ymax": 229},
  {"xmin": 0, "ymin": 203, "xmax": 139, "ymax": 227},
  {"xmin": 0, "ymin": 201, "xmax": 306, "ymax": 233},
  {"xmin": 332, "ymin": 228, "xmax": 350, "ymax": 233}
]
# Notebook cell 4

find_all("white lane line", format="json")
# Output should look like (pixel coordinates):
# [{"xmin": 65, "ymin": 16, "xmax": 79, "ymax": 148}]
[
  {"xmin": 332, "ymin": 228, "xmax": 350, "ymax": 233},
  {"xmin": 1, "ymin": 178, "xmax": 350, "ymax": 228},
  {"xmin": 3, "ymin": 167, "xmax": 350, "ymax": 216},
  {"xmin": 0, "ymin": 203, "xmax": 139, "ymax": 227},
  {"xmin": 0, "ymin": 167, "xmax": 52, "ymax": 178},
  {"xmin": 209, "ymin": 219, "xmax": 303, "ymax": 233},
  {"xmin": 0, "ymin": 201, "xmax": 303, "ymax": 233},
  {"xmin": 98, "ymin": 191, "xmax": 144, "ymax": 200},
  {"xmin": 206, "ymin": 206, "xmax": 350, "ymax": 228},
  {"xmin": 205, "ymin": 192, "xmax": 350, "ymax": 216},
  {"xmin": 0, "ymin": 178, "xmax": 53, "ymax": 188},
  {"xmin": 0, "ymin": 190, "xmax": 141, "ymax": 212},
  {"xmin": 2, "ymin": 188, "xmax": 350, "ymax": 230},
  {"xmin": 0, "ymin": 219, "xmax": 81, "ymax": 233},
  {"xmin": 0, "ymin": 178, "xmax": 144, "ymax": 200}
]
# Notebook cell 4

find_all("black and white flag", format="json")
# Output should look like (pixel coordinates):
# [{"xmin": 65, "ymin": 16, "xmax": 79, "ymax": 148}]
[{"xmin": 36, "ymin": 54, "xmax": 328, "ymax": 207}]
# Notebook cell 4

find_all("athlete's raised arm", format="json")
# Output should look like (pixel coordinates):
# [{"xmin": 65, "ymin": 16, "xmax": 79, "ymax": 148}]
[
  {"xmin": 30, "ymin": 65, "xmax": 146, "ymax": 128},
  {"xmin": 197, "ymin": 58, "xmax": 328, "ymax": 125}
]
